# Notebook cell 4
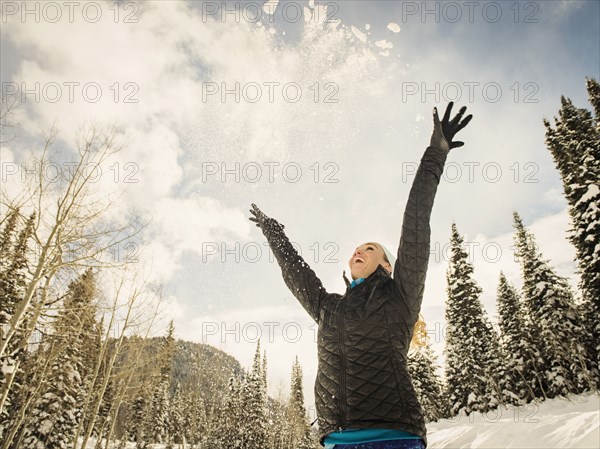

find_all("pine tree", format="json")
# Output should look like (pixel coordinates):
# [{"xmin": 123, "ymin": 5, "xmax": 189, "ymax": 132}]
[
  {"xmin": 265, "ymin": 387, "xmax": 288, "ymax": 449},
  {"xmin": 92, "ymin": 377, "xmax": 115, "ymax": 445},
  {"xmin": 142, "ymin": 321, "xmax": 176, "ymax": 446},
  {"xmin": 240, "ymin": 341, "xmax": 268, "ymax": 449},
  {"xmin": 443, "ymin": 223, "xmax": 511, "ymax": 415},
  {"xmin": 587, "ymin": 77, "xmax": 600, "ymax": 119},
  {"xmin": 285, "ymin": 356, "xmax": 314, "ymax": 449},
  {"xmin": 129, "ymin": 394, "xmax": 148, "ymax": 447},
  {"xmin": 496, "ymin": 272, "xmax": 546, "ymax": 402},
  {"xmin": 0, "ymin": 207, "xmax": 20, "ymax": 273},
  {"xmin": 167, "ymin": 383, "xmax": 185, "ymax": 448},
  {"xmin": 0, "ymin": 208, "xmax": 20, "ymax": 438},
  {"xmin": 0, "ymin": 212, "xmax": 36, "ymax": 422},
  {"xmin": 184, "ymin": 387, "xmax": 206, "ymax": 448},
  {"xmin": 513, "ymin": 212, "xmax": 595, "ymax": 396},
  {"xmin": 543, "ymin": 78, "xmax": 600, "ymax": 384},
  {"xmin": 407, "ymin": 343, "xmax": 447, "ymax": 422},
  {"xmin": 262, "ymin": 349, "xmax": 268, "ymax": 400},
  {"xmin": 210, "ymin": 375, "xmax": 243, "ymax": 449},
  {"xmin": 21, "ymin": 268, "xmax": 99, "ymax": 449}
]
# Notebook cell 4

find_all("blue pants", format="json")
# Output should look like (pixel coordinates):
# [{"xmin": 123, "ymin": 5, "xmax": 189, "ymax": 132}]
[{"xmin": 333, "ymin": 439, "xmax": 426, "ymax": 449}]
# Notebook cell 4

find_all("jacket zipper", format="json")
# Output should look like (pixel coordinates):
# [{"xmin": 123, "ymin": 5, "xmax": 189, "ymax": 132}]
[
  {"xmin": 338, "ymin": 296, "xmax": 347, "ymax": 430},
  {"xmin": 337, "ymin": 265, "xmax": 390, "ymax": 431}
]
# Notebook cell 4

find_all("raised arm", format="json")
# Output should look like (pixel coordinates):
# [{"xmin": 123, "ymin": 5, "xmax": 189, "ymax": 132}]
[
  {"xmin": 393, "ymin": 102, "xmax": 473, "ymax": 328},
  {"xmin": 249, "ymin": 203, "xmax": 329, "ymax": 323}
]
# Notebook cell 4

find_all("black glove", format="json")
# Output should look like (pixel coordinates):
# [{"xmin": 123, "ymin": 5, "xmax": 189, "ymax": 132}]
[
  {"xmin": 249, "ymin": 203, "xmax": 285, "ymax": 234},
  {"xmin": 430, "ymin": 101, "xmax": 473, "ymax": 152}
]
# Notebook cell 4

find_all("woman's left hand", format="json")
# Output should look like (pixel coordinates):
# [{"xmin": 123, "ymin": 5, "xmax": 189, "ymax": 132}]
[{"xmin": 430, "ymin": 101, "xmax": 473, "ymax": 152}]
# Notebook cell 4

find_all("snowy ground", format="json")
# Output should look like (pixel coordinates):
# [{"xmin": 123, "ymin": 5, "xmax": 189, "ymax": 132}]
[
  {"xmin": 427, "ymin": 391, "xmax": 600, "ymax": 448},
  {"xmin": 86, "ymin": 392, "xmax": 599, "ymax": 448}
]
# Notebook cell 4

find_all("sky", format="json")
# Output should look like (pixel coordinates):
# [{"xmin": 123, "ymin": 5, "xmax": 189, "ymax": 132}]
[{"xmin": 1, "ymin": 0, "xmax": 599, "ymax": 415}]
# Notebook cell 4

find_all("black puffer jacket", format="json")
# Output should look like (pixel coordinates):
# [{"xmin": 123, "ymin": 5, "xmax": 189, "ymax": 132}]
[{"xmin": 259, "ymin": 146, "xmax": 448, "ymax": 447}]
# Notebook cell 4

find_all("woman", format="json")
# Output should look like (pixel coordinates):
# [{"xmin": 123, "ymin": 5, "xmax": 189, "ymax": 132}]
[{"xmin": 249, "ymin": 102, "xmax": 473, "ymax": 449}]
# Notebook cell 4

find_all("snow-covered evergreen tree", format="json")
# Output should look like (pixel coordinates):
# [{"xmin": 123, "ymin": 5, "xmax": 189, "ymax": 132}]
[
  {"xmin": 543, "ymin": 77, "xmax": 600, "ymax": 385},
  {"xmin": 444, "ymin": 223, "xmax": 512, "ymax": 415},
  {"xmin": 262, "ymin": 349, "xmax": 268, "ymax": 395},
  {"xmin": 0, "ymin": 211, "xmax": 36, "ymax": 426},
  {"xmin": 92, "ymin": 376, "xmax": 115, "ymax": 445},
  {"xmin": 496, "ymin": 272, "xmax": 546, "ymax": 402},
  {"xmin": 210, "ymin": 375, "xmax": 243, "ymax": 449},
  {"xmin": 285, "ymin": 356, "xmax": 314, "ymax": 449},
  {"xmin": 167, "ymin": 382, "xmax": 185, "ymax": 448},
  {"xmin": 240, "ymin": 340, "xmax": 268, "ymax": 449},
  {"xmin": 129, "ymin": 394, "xmax": 148, "ymax": 447},
  {"xmin": 266, "ymin": 386, "xmax": 288, "ymax": 449},
  {"xmin": 21, "ymin": 268, "xmax": 98, "ymax": 449},
  {"xmin": 184, "ymin": 387, "xmax": 206, "ymax": 448},
  {"xmin": 0, "ymin": 208, "xmax": 24, "ymax": 434},
  {"xmin": 142, "ymin": 320, "xmax": 176, "ymax": 447},
  {"xmin": 513, "ymin": 212, "xmax": 595, "ymax": 397},
  {"xmin": 407, "ymin": 342, "xmax": 447, "ymax": 422}
]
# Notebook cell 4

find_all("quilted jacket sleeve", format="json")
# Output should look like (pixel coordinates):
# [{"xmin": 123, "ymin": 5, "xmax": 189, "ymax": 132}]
[
  {"xmin": 260, "ymin": 219, "xmax": 329, "ymax": 324},
  {"xmin": 393, "ymin": 145, "xmax": 448, "ymax": 329}
]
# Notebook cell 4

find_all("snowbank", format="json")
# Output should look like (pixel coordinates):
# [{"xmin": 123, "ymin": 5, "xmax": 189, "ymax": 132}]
[{"xmin": 427, "ymin": 391, "xmax": 600, "ymax": 448}]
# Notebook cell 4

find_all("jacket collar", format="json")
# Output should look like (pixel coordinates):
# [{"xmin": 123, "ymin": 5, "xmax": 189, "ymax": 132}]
[{"xmin": 342, "ymin": 264, "xmax": 392, "ymax": 293}]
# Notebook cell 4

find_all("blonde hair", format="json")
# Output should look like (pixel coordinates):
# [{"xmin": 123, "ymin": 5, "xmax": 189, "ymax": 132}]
[
  {"xmin": 380, "ymin": 246, "xmax": 428, "ymax": 353},
  {"xmin": 409, "ymin": 313, "xmax": 428, "ymax": 353}
]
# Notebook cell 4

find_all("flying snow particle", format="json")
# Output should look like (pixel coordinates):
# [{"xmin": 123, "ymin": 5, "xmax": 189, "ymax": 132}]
[
  {"xmin": 375, "ymin": 40, "xmax": 393, "ymax": 49},
  {"xmin": 365, "ymin": 24, "xmax": 371, "ymax": 30},
  {"xmin": 263, "ymin": 0, "xmax": 279, "ymax": 16},
  {"xmin": 387, "ymin": 23, "xmax": 401, "ymax": 33},
  {"xmin": 351, "ymin": 26, "xmax": 367, "ymax": 43}
]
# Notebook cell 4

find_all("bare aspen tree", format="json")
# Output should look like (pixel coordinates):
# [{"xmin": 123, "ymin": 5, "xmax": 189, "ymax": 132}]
[
  {"xmin": 77, "ymin": 268, "xmax": 163, "ymax": 449},
  {"xmin": 0, "ymin": 122, "xmax": 147, "ymax": 413},
  {"xmin": 103, "ymin": 298, "xmax": 164, "ymax": 449},
  {"xmin": 0, "ymin": 95, "xmax": 19, "ymax": 145}
]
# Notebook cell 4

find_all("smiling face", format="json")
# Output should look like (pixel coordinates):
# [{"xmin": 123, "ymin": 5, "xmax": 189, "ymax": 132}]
[{"xmin": 348, "ymin": 241, "xmax": 392, "ymax": 280}]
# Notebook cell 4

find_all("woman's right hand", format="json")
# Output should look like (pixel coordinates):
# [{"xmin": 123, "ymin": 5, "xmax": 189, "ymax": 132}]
[{"xmin": 249, "ymin": 203, "xmax": 285, "ymax": 232}]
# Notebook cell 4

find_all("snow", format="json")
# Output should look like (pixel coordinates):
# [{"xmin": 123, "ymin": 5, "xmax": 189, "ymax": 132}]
[
  {"xmin": 576, "ymin": 184, "xmax": 600, "ymax": 206},
  {"xmin": 80, "ymin": 392, "xmax": 599, "ymax": 448},
  {"xmin": 375, "ymin": 40, "xmax": 393, "ymax": 50},
  {"xmin": 1, "ymin": 361, "xmax": 15, "ymax": 374},
  {"xmin": 262, "ymin": 0, "xmax": 279, "ymax": 16},
  {"xmin": 387, "ymin": 22, "xmax": 401, "ymax": 33},
  {"xmin": 40, "ymin": 418, "xmax": 54, "ymax": 434},
  {"xmin": 351, "ymin": 26, "xmax": 367, "ymax": 43},
  {"xmin": 428, "ymin": 391, "xmax": 600, "ymax": 448}
]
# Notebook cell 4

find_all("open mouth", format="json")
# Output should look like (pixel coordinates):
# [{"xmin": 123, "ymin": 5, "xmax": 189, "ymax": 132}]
[{"xmin": 354, "ymin": 257, "xmax": 365, "ymax": 264}]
